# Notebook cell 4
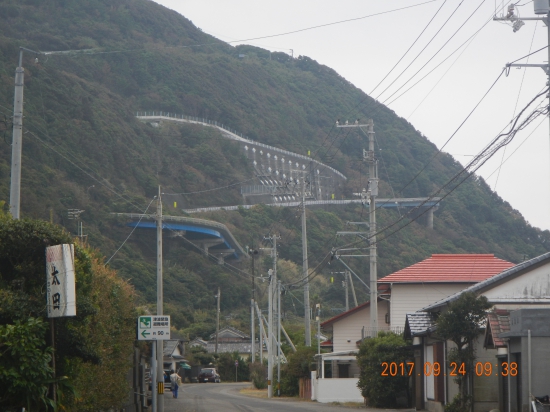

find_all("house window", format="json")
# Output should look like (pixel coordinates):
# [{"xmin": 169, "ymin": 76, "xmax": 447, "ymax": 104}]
[{"xmin": 338, "ymin": 363, "xmax": 350, "ymax": 378}]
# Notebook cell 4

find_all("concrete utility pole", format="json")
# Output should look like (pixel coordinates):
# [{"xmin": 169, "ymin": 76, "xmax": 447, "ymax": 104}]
[
  {"xmin": 254, "ymin": 301, "xmax": 265, "ymax": 361},
  {"xmin": 343, "ymin": 273, "xmax": 349, "ymax": 312},
  {"xmin": 316, "ymin": 303, "xmax": 321, "ymax": 356},
  {"xmin": 331, "ymin": 271, "xmax": 349, "ymax": 311},
  {"xmin": 348, "ymin": 270, "xmax": 358, "ymax": 308},
  {"xmin": 156, "ymin": 186, "xmax": 164, "ymax": 412},
  {"xmin": 494, "ymin": 1, "xmax": 550, "ymax": 201},
  {"xmin": 151, "ymin": 343, "xmax": 157, "ymax": 412},
  {"xmin": 215, "ymin": 287, "xmax": 220, "ymax": 354},
  {"xmin": 336, "ymin": 119, "xmax": 378, "ymax": 337},
  {"xmin": 265, "ymin": 235, "xmax": 279, "ymax": 398},
  {"xmin": 302, "ymin": 178, "xmax": 312, "ymax": 346},
  {"xmin": 10, "ymin": 49, "xmax": 25, "ymax": 219},
  {"xmin": 267, "ymin": 266, "xmax": 274, "ymax": 398},
  {"xmin": 366, "ymin": 119, "xmax": 378, "ymax": 338},
  {"xmin": 248, "ymin": 247, "xmax": 258, "ymax": 363},
  {"xmin": 277, "ymin": 279, "xmax": 282, "ymax": 397}
]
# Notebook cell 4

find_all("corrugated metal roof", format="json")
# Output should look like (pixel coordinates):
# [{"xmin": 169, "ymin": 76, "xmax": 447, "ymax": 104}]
[{"xmin": 378, "ymin": 254, "xmax": 514, "ymax": 284}]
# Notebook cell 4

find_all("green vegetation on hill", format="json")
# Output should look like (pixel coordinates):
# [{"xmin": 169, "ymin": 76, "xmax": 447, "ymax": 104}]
[{"xmin": 0, "ymin": 0, "xmax": 549, "ymax": 340}]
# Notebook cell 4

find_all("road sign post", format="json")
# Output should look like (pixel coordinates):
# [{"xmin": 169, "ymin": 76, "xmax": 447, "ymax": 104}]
[
  {"xmin": 235, "ymin": 360, "xmax": 238, "ymax": 382},
  {"xmin": 137, "ymin": 316, "xmax": 171, "ymax": 340}
]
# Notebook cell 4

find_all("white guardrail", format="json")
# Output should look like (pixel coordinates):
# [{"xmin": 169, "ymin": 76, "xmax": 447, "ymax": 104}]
[{"xmin": 135, "ymin": 111, "xmax": 347, "ymax": 180}]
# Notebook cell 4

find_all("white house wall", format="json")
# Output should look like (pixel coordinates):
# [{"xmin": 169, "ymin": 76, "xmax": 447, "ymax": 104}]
[
  {"xmin": 391, "ymin": 283, "xmax": 471, "ymax": 329},
  {"xmin": 332, "ymin": 301, "xmax": 387, "ymax": 352},
  {"xmin": 311, "ymin": 371, "xmax": 363, "ymax": 403},
  {"xmin": 483, "ymin": 263, "xmax": 550, "ymax": 301}
]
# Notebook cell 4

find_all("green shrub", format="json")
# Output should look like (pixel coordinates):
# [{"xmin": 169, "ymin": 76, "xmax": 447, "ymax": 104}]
[
  {"xmin": 249, "ymin": 361, "xmax": 267, "ymax": 389},
  {"xmin": 356, "ymin": 332, "xmax": 412, "ymax": 408},
  {"xmin": 280, "ymin": 346, "xmax": 316, "ymax": 396}
]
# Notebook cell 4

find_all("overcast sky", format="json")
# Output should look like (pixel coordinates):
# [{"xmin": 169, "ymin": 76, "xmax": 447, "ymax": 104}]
[{"xmin": 154, "ymin": 0, "xmax": 550, "ymax": 232}]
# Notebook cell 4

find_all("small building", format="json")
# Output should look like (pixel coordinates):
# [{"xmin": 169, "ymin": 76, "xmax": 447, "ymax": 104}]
[
  {"xmin": 486, "ymin": 308, "xmax": 550, "ymax": 412},
  {"xmin": 163, "ymin": 339, "xmax": 187, "ymax": 373},
  {"xmin": 189, "ymin": 326, "xmax": 257, "ymax": 358}
]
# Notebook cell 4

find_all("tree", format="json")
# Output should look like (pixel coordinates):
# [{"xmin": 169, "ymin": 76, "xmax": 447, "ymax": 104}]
[
  {"xmin": 280, "ymin": 346, "xmax": 317, "ymax": 396},
  {"xmin": 0, "ymin": 317, "xmax": 55, "ymax": 411},
  {"xmin": 435, "ymin": 292, "xmax": 492, "ymax": 412},
  {"xmin": 217, "ymin": 352, "xmax": 248, "ymax": 382},
  {"xmin": 356, "ymin": 332, "xmax": 413, "ymax": 408},
  {"xmin": 0, "ymin": 211, "xmax": 136, "ymax": 411}
]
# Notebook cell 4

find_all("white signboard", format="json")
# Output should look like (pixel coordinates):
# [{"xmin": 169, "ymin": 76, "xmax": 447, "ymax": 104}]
[
  {"xmin": 137, "ymin": 316, "xmax": 171, "ymax": 340},
  {"xmin": 46, "ymin": 244, "xmax": 76, "ymax": 318}
]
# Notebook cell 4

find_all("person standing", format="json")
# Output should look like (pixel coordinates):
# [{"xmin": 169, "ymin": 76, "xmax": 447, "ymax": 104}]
[{"xmin": 170, "ymin": 369, "xmax": 182, "ymax": 399}]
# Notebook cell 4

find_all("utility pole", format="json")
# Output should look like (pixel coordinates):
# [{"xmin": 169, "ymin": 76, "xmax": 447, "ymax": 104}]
[
  {"xmin": 267, "ymin": 266, "xmax": 274, "ymax": 398},
  {"xmin": 316, "ymin": 303, "xmax": 321, "ymax": 356},
  {"xmin": 156, "ymin": 186, "xmax": 164, "ymax": 412},
  {"xmin": 343, "ymin": 273, "xmax": 349, "ymax": 312},
  {"xmin": 337, "ymin": 119, "xmax": 378, "ymax": 337},
  {"xmin": 265, "ymin": 235, "xmax": 279, "ymax": 398},
  {"xmin": 277, "ymin": 279, "xmax": 281, "ymax": 397},
  {"xmin": 9, "ymin": 48, "xmax": 25, "ymax": 219},
  {"xmin": 254, "ymin": 301, "xmax": 265, "ymax": 361},
  {"xmin": 248, "ymin": 247, "xmax": 258, "ymax": 363},
  {"xmin": 494, "ymin": 2, "xmax": 550, "ymax": 201},
  {"xmin": 366, "ymin": 119, "xmax": 378, "ymax": 337},
  {"xmin": 331, "ymin": 271, "xmax": 349, "ymax": 311},
  {"xmin": 9, "ymin": 47, "xmax": 91, "ymax": 219},
  {"xmin": 215, "ymin": 287, "xmax": 220, "ymax": 354},
  {"xmin": 348, "ymin": 270, "xmax": 358, "ymax": 308},
  {"xmin": 302, "ymin": 178, "xmax": 311, "ymax": 346}
]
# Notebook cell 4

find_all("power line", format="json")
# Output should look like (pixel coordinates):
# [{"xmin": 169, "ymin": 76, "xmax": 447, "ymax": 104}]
[
  {"xmin": 494, "ymin": 20, "xmax": 539, "ymax": 190},
  {"xmin": 105, "ymin": 197, "xmax": 156, "ymax": 265},
  {"xmin": 375, "ymin": 0, "xmax": 464, "ymax": 101},
  {"xmin": 373, "ymin": 88, "xmax": 548, "ymax": 244},
  {"xmin": 376, "ymin": 67, "xmax": 506, "ymax": 212},
  {"xmin": 381, "ymin": 0, "xmax": 487, "ymax": 105},
  {"xmin": 326, "ymin": 87, "xmax": 548, "ymax": 262},
  {"xmin": 370, "ymin": 0, "xmax": 448, "ymax": 96}
]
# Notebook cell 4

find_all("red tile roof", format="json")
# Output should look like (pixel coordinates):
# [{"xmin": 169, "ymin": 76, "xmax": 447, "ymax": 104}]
[
  {"xmin": 378, "ymin": 254, "xmax": 514, "ymax": 284},
  {"xmin": 484, "ymin": 309, "xmax": 510, "ymax": 348}
]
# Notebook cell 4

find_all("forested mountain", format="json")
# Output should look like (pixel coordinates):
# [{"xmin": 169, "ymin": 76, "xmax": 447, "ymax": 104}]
[{"xmin": 0, "ymin": 0, "xmax": 548, "ymax": 338}]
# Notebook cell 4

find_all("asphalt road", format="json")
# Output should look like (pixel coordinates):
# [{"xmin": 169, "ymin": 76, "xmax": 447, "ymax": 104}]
[{"xmin": 163, "ymin": 382, "xmax": 367, "ymax": 412}]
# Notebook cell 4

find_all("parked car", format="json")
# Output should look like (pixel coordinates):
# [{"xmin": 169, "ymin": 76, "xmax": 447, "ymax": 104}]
[{"xmin": 198, "ymin": 368, "xmax": 220, "ymax": 383}]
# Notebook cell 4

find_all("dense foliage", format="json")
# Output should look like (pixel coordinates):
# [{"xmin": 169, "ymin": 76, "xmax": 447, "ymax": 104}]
[
  {"xmin": 0, "ymin": 0, "xmax": 548, "ymax": 342},
  {"xmin": 216, "ymin": 352, "xmax": 249, "ymax": 382},
  {"xmin": 436, "ymin": 292, "xmax": 492, "ymax": 412},
  {"xmin": 279, "ymin": 346, "xmax": 317, "ymax": 396},
  {"xmin": 357, "ymin": 332, "xmax": 413, "ymax": 408},
  {"xmin": 0, "ymin": 317, "xmax": 56, "ymax": 411},
  {"xmin": 0, "ymin": 209, "xmax": 136, "ymax": 411},
  {"xmin": 249, "ymin": 361, "xmax": 267, "ymax": 389}
]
